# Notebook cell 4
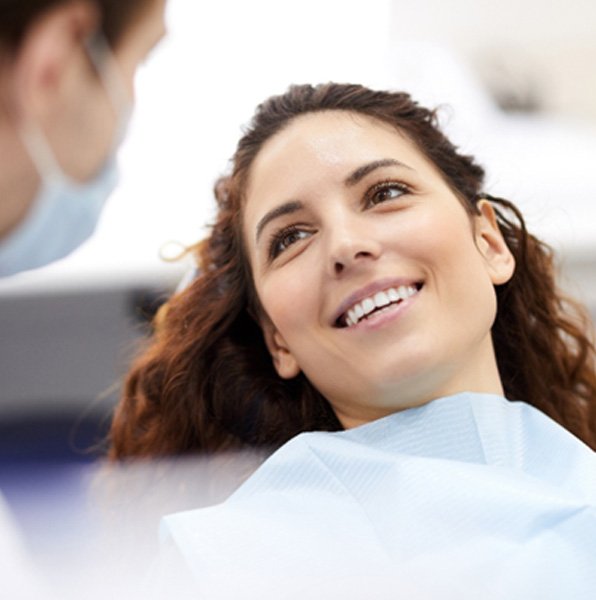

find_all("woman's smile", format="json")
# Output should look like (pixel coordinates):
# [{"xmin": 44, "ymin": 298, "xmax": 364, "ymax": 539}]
[{"xmin": 333, "ymin": 279, "xmax": 423, "ymax": 328}]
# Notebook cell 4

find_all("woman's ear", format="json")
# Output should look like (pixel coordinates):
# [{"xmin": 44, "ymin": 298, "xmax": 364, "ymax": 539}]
[
  {"xmin": 260, "ymin": 316, "xmax": 301, "ymax": 379},
  {"xmin": 474, "ymin": 199, "xmax": 516, "ymax": 285}
]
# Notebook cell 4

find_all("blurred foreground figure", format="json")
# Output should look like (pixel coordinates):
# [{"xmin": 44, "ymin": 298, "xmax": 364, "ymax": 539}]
[
  {"xmin": 0, "ymin": 1, "xmax": 166, "ymax": 596},
  {"xmin": 0, "ymin": 0, "xmax": 167, "ymax": 276}
]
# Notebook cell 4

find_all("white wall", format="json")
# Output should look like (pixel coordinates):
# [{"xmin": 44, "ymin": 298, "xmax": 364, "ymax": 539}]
[{"xmin": 389, "ymin": 0, "xmax": 596, "ymax": 121}]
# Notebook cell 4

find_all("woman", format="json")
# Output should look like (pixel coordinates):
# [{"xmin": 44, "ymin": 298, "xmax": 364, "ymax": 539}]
[
  {"xmin": 0, "ymin": 0, "xmax": 166, "ymax": 276},
  {"xmin": 110, "ymin": 82, "xmax": 596, "ymax": 457},
  {"xmin": 110, "ymin": 83, "xmax": 596, "ymax": 598}
]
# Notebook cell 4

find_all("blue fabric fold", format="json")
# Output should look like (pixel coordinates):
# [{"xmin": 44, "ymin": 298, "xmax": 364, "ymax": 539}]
[{"xmin": 161, "ymin": 393, "xmax": 596, "ymax": 599}]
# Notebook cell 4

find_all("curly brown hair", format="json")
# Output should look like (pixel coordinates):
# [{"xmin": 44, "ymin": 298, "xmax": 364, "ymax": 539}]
[{"xmin": 109, "ymin": 83, "xmax": 596, "ymax": 459}]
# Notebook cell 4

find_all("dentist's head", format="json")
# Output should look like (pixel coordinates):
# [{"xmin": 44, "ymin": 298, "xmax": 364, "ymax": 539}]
[{"xmin": 0, "ymin": 0, "xmax": 167, "ymax": 276}]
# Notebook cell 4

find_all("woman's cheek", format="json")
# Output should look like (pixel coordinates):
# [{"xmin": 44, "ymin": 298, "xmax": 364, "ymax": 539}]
[{"xmin": 259, "ymin": 269, "xmax": 310, "ymax": 330}]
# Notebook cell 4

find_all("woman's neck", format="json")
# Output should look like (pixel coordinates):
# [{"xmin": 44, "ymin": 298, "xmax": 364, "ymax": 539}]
[{"xmin": 333, "ymin": 340, "xmax": 506, "ymax": 430}]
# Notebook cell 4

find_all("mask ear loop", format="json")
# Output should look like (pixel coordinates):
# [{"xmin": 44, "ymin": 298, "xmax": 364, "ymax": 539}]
[
  {"xmin": 84, "ymin": 32, "xmax": 132, "ymax": 148},
  {"xmin": 19, "ymin": 118, "xmax": 64, "ymax": 184}
]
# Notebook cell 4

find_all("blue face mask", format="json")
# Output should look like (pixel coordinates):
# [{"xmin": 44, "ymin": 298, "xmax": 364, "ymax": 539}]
[{"xmin": 0, "ymin": 34, "xmax": 131, "ymax": 278}]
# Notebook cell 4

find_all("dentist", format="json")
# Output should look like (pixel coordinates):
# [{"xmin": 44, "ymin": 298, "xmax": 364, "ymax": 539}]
[{"xmin": 0, "ymin": 0, "xmax": 167, "ymax": 277}]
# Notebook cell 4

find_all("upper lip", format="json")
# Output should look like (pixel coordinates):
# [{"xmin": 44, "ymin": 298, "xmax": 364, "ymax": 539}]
[{"xmin": 331, "ymin": 277, "xmax": 423, "ymax": 327}]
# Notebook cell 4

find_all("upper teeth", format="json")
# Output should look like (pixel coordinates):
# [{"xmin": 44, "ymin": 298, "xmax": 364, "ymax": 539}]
[{"xmin": 344, "ymin": 285, "xmax": 418, "ymax": 327}]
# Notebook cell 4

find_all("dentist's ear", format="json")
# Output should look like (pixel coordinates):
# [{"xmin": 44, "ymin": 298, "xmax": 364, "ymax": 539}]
[
  {"xmin": 11, "ymin": 1, "xmax": 99, "ymax": 121},
  {"xmin": 260, "ymin": 316, "xmax": 301, "ymax": 379},
  {"xmin": 474, "ymin": 199, "xmax": 516, "ymax": 285}
]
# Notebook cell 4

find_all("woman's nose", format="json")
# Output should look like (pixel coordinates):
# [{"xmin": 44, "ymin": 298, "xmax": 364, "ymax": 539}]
[{"xmin": 327, "ymin": 219, "xmax": 382, "ymax": 276}]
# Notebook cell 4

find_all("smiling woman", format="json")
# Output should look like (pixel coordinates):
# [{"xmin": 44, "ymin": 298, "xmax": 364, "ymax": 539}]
[
  {"xmin": 244, "ymin": 110, "xmax": 516, "ymax": 428},
  {"xmin": 109, "ymin": 82, "xmax": 596, "ymax": 456},
  {"xmin": 107, "ymin": 82, "xmax": 596, "ymax": 597}
]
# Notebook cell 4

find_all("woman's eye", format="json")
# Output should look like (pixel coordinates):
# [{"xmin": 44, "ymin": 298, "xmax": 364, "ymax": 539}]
[
  {"xmin": 269, "ymin": 227, "xmax": 312, "ymax": 259},
  {"xmin": 366, "ymin": 182, "xmax": 409, "ymax": 207}
]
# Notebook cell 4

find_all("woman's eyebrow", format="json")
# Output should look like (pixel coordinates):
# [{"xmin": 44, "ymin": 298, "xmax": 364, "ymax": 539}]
[
  {"xmin": 256, "ymin": 200, "xmax": 304, "ymax": 242},
  {"xmin": 344, "ymin": 158, "xmax": 413, "ymax": 187}
]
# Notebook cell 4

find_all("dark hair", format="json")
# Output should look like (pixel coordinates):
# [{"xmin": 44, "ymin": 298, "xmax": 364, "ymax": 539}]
[
  {"xmin": 109, "ymin": 83, "xmax": 596, "ymax": 459},
  {"xmin": 0, "ymin": 0, "xmax": 153, "ymax": 49}
]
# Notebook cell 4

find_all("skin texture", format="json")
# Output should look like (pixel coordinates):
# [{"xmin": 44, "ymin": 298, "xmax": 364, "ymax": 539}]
[
  {"xmin": 0, "ymin": 0, "xmax": 166, "ymax": 239},
  {"xmin": 243, "ymin": 111, "xmax": 515, "ymax": 428}
]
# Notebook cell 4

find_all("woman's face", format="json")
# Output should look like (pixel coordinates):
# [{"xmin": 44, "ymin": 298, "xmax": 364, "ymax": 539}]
[{"xmin": 243, "ymin": 111, "xmax": 514, "ymax": 427}]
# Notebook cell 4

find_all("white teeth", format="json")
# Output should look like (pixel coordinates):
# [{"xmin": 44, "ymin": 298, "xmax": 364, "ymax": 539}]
[
  {"xmin": 387, "ymin": 288, "xmax": 399, "ymax": 302},
  {"xmin": 341, "ymin": 284, "xmax": 420, "ymax": 327},
  {"xmin": 374, "ymin": 291, "xmax": 390, "ymax": 308},
  {"xmin": 362, "ymin": 298, "xmax": 375, "ymax": 314}
]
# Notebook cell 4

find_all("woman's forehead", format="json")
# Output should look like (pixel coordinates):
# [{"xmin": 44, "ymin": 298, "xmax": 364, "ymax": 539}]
[
  {"xmin": 254, "ymin": 110, "xmax": 413, "ymax": 164},
  {"xmin": 246, "ymin": 112, "xmax": 423, "ymax": 194}
]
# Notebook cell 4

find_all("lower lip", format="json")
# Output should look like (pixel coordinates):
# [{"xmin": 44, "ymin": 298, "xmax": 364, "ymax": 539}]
[{"xmin": 344, "ymin": 290, "xmax": 420, "ymax": 332}]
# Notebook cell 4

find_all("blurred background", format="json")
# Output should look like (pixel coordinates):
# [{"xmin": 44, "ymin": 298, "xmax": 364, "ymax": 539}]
[{"xmin": 0, "ymin": 0, "xmax": 595, "ymax": 590}]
